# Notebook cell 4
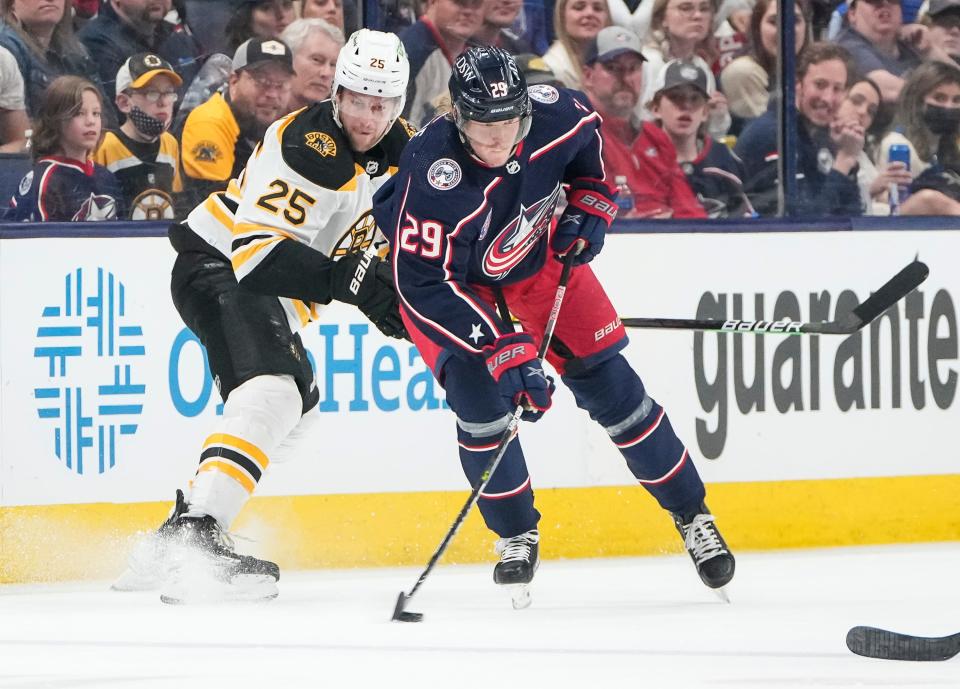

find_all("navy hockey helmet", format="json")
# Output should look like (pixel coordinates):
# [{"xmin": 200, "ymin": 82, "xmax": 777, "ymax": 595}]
[{"xmin": 449, "ymin": 46, "xmax": 532, "ymax": 146}]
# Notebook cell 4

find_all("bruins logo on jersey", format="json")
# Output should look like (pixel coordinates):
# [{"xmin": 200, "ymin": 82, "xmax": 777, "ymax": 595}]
[
  {"xmin": 332, "ymin": 210, "xmax": 377, "ymax": 257},
  {"xmin": 398, "ymin": 117, "xmax": 417, "ymax": 139},
  {"xmin": 305, "ymin": 131, "xmax": 337, "ymax": 157},
  {"xmin": 130, "ymin": 189, "xmax": 175, "ymax": 220},
  {"xmin": 192, "ymin": 141, "xmax": 223, "ymax": 163}
]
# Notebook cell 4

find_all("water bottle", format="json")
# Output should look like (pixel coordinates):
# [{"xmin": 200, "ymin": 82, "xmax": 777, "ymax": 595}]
[{"xmin": 614, "ymin": 175, "xmax": 634, "ymax": 214}]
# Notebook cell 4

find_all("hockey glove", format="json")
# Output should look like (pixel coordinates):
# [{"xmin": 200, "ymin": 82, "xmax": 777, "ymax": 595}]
[
  {"xmin": 331, "ymin": 251, "xmax": 408, "ymax": 340},
  {"xmin": 551, "ymin": 182, "xmax": 618, "ymax": 265},
  {"xmin": 484, "ymin": 333, "xmax": 554, "ymax": 422}
]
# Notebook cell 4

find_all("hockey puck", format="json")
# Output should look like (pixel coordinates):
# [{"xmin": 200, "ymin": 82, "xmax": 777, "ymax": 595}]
[{"xmin": 391, "ymin": 592, "xmax": 424, "ymax": 623}]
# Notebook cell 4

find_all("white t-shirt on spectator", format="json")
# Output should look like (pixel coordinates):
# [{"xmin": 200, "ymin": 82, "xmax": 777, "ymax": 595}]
[{"xmin": 0, "ymin": 44, "xmax": 26, "ymax": 111}]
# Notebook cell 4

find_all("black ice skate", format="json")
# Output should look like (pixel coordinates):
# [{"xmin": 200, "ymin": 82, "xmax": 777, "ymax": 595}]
[
  {"xmin": 160, "ymin": 513, "xmax": 279, "ymax": 604},
  {"xmin": 112, "ymin": 489, "xmax": 190, "ymax": 591},
  {"xmin": 672, "ymin": 504, "xmax": 735, "ymax": 600},
  {"xmin": 494, "ymin": 529, "xmax": 540, "ymax": 610}
]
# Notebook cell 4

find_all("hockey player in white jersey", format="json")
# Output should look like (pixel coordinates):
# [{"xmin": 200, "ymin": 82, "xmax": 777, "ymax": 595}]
[{"xmin": 115, "ymin": 29, "xmax": 415, "ymax": 603}]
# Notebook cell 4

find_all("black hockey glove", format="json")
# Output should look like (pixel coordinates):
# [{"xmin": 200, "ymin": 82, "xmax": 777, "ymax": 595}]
[
  {"xmin": 484, "ymin": 333, "xmax": 554, "ymax": 422},
  {"xmin": 330, "ymin": 251, "xmax": 408, "ymax": 340},
  {"xmin": 551, "ymin": 182, "xmax": 618, "ymax": 265}
]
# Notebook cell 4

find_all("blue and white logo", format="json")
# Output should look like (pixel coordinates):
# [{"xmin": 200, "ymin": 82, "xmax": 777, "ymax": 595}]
[{"xmin": 33, "ymin": 268, "xmax": 146, "ymax": 475}]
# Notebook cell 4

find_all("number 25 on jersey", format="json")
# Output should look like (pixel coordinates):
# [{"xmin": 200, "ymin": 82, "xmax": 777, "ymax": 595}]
[{"xmin": 399, "ymin": 213, "xmax": 443, "ymax": 259}]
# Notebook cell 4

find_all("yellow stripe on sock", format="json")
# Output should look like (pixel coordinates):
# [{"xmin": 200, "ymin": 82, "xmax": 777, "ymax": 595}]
[
  {"xmin": 197, "ymin": 460, "xmax": 256, "ymax": 494},
  {"xmin": 202, "ymin": 433, "xmax": 269, "ymax": 471}
]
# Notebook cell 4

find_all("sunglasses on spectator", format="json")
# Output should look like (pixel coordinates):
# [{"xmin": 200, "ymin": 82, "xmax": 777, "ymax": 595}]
[
  {"xmin": 131, "ymin": 89, "xmax": 179, "ymax": 104},
  {"xmin": 668, "ymin": 2, "xmax": 713, "ymax": 16}
]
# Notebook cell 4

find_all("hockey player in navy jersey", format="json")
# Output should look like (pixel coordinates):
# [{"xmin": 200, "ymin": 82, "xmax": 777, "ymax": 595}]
[{"xmin": 373, "ymin": 46, "xmax": 735, "ymax": 605}]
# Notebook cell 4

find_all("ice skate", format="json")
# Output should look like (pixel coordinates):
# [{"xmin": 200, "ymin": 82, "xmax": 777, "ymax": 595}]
[
  {"xmin": 160, "ymin": 513, "xmax": 279, "ymax": 604},
  {"xmin": 112, "ymin": 489, "xmax": 189, "ymax": 591},
  {"xmin": 494, "ymin": 529, "xmax": 539, "ymax": 610},
  {"xmin": 672, "ymin": 504, "xmax": 735, "ymax": 601}
]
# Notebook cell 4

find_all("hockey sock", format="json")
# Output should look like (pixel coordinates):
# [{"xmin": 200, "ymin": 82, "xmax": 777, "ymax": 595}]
[
  {"xmin": 563, "ymin": 354, "xmax": 706, "ymax": 513},
  {"xmin": 457, "ymin": 416, "xmax": 540, "ymax": 538},
  {"xmin": 188, "ymin": 375, "xmax": 302, "ymax": 529}
]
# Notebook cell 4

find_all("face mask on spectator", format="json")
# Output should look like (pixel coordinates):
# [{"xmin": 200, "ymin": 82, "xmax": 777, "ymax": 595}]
[
  {"xmin": 923, "ymin": 103, "xmax": 960, "ymax": 136},
  {"xmin": 128, "ymin": 106, "xmax": 167, "ymax": 138}
]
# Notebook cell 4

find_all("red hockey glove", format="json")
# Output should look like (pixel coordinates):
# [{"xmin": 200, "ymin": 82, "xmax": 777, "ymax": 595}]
[
  {"xmin": 551, "ymin": 182, "xmax": 618, "ymax": 265},
  {"xmin": 484, "ymin": 333, "xmax": 554, "ymax": 422}
]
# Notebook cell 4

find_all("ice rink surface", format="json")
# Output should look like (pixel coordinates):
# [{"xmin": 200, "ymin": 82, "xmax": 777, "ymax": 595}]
[{"xmin": 1, "ymin": 542, "xmax": 958, "ymax": 689}]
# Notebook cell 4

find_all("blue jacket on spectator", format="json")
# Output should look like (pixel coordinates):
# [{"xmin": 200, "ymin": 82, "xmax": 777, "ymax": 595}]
[
  {"xmin": 0, "ymin": 23, "xmax": 98, "ymax": 117},
  {"xmin": 9, "ymin": 156, "xmax": 123, "ymax": 222},
  {"xmin": 78, "ymin": 1, "xmax": 204, "ymax": 104},
  {"xmin": 734, "ymin": 105, "xmax": 864, "ymax": 217}
]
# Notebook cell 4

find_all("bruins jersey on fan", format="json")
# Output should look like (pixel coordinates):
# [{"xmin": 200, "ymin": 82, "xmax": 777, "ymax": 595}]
[
  {"xmin": 181, "ymin": 100, "xmax": 416, "ymax": 332},
  {"xmin": 94, "ymin": 129, "xmax": 183, "ymax": 220}
]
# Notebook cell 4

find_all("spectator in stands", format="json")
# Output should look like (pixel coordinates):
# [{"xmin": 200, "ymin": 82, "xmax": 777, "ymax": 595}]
[
  {"xmin": 835, "ymin": 76, "xmax": 909, "ymax": 214},
  {"xmin": 837, "ymin": 0, "xmax": 952, "ymax": 103},
  {"xmin": 473, "ymin": 0, "xmax": 533, "ymax": 53},
  {"xmin": 516, "ymin": 52, "xmax": 563, "ymax": 86},
  {"xmin": 923, "ymin": 0, "xmax": 960, "ymax": 62},
  {"xmin": 300, "ymin": 0, "xmax": 347, "ymax": 33},
  {"xmin": 581, "ymin": 26, "xmax": 706, "ymax": 218},
  {"xmin": 10, "ymin": 75, "xmax": 122, "ymax": 221},
  {"xmin": 281, "ymin": 18, "xmax": 343, "ymax": 111},
  {"xmin": 0, "ymin": 43, "xmax": 28, "ymax": 151},
  {"xmin": 94, "ymin": 53, "xmax": 184, "ymax": 219},
  {"xmin": 721, "ymin": 0, "xmax": 812, "ymax": 124},
  {"xmin": 226, "ymin": 0, "xmax": 297, "ymax": 51},
  {"xmin": 78, "ymin": 0, "xmax": 203, "ymax": 105},
  {"xmin": 400, "ymin": 0, "xmax": 485, "ymax": 126},
  {"xmin": 878, "ymin": 60, "xmax": 960, "ymax": 181},
  {"xmin": 735, "ymin": 42, "xmax": 864, "ymax": 216},
  {"xmin": 640, "ymin": 0, "xmax": 730, "ymax": 138},
  {"xmin": 542, "ymin": 0, "xmax": 609, "ymax": 90},
  {"xmin": 650, "ymin": 59, "xmax": 752, "ymax": 217},
  {"xmin": 0, "ymin": 0, "xmax": 99, "ymax": 117},
  {"xmin": 180, "ymin": 37, "xmax": 293, "ymax": 204}
]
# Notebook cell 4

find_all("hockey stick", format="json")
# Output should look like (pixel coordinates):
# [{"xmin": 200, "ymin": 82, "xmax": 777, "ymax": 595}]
[
  {"xmin": 621, "ymin": 259, "xmax": 928, "ymax": 335},
  {"xmin": 391, "ymin": 243, "xmax": 582, "ymax": 623},
  {"xmin": 846, "ymin": 626, "xmax": 960, "ymax": 661}
]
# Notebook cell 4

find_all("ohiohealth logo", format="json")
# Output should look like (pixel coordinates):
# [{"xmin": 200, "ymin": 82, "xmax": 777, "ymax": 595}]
[{"xmin": 33, "ymin": 268, "xmax": 146, "ymax": 475}]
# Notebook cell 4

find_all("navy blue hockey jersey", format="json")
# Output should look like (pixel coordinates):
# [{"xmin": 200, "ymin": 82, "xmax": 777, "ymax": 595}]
[
  {"xmin": 372, "ymin": 85, "xmax": 608, "ymax": 366},
  {"xmin": 10, "ymin": 156, "xmax": 122, "ymax": 222}
]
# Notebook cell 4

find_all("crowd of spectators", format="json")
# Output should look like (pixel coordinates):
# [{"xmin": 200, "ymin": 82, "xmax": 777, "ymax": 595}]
[{"xmin": 2, "ymin": 0, "xmax": 960, "ymax": 223}]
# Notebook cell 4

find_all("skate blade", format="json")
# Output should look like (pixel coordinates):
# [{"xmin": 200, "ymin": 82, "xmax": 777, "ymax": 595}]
[
  {"xmin": 161, "ymin": 569, "xmax": 278, "ymax": 605},
  {"xmin": 508, "ymin": 584, "xmax": 532, "ymax": 610},
  {"xmin": 710, "ymin": 585, "xmax": 731, "ymax": 604}
]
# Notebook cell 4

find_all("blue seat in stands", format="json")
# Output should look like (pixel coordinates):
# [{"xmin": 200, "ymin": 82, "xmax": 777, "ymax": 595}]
[{"xmin": 0, "ymin": 153, "xmax": 32, "ymax": 221}]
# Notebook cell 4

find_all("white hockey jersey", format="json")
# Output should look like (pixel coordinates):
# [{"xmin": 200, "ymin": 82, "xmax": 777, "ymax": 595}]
[{"xmin": 182, "ymin": 100, "xmax": 416, "ymax": 331}]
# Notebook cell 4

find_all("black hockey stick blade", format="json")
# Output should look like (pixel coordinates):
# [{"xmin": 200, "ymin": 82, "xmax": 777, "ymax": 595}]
[
  {"xmin": 841, "ymin": 259, "xmax": 929, "ymax": 331},
  {"xmin": 621, "ymin": 259, "xmax": 929, "ymax": 336},
  {"xmin": 846, "ymin": 626, "xmax": 960, "ymax": 661},
  {"xmin": 391, "ymin": 592, "xmax": 423, "ymax": 623}
]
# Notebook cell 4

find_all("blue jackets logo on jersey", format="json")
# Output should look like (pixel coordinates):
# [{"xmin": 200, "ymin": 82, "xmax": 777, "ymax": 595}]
[
  {"xmin": 481, "ymin": 184, "xmax": 560, "ymax": 279},
  {"xmin": 427, "ymin": 158, "xmax": 461, "ymax": 190}
]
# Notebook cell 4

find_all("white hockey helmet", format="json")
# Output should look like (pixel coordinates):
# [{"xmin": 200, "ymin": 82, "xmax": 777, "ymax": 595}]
[{"xmin": 332, "ymin": 29, "xmax": 409, "ymax": 132}]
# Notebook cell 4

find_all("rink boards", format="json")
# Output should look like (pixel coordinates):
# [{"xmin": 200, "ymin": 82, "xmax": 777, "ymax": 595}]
[{"xmin": 1, "ymin": 229, "xmax": 958, "ymax": 582}]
